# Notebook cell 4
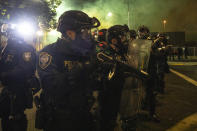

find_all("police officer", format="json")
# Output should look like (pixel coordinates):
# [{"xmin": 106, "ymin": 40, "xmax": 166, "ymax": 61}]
[
  {"xmin": 153, "ymin": 33, "xmax": 170, "ymax": 93},
  {"xmin": 0, "ymin": 24, "xmax": 36, "ymax": 131},
  {"xmin": 106, "ymin": 25, "xmax": 129, "ymax": 58},
  {"xmin": 99, "ymin": 25, "xmax": 130, "ymax": 131},
  {"xmin": 137, "ymin": 26, "xmax": 160, "ymax": 122},
  {"xmin": 137, "ymin": 25, "xmax": 150, "ymax": 40},
  {"xmin": 36, "ymin": 10, "xmax": 100, "ymax": 131}
]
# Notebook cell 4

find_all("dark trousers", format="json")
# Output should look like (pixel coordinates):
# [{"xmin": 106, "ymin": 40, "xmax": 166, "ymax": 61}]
[
  {"xmin": 1, "ymin": 114, "xmax": 27, "ymax": 131},
  {"xmin": 42, "ymin": 109, "xmax": 94, "ymax": 131},
  {"xmin": 157, "ymin": 74, "xmax": 165, "ymax": 94},
  {"xmin": 145, "ymin": 78, "xmax": 156, "ymax": 116},
  {"xmin": 100, "ymin": 79, "xmax": 124, "ymax": 131}
]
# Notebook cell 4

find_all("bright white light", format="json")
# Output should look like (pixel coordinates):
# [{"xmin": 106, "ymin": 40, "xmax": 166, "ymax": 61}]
[
  {"xmin": 10, "ymin": 24, "xmax": 17, "ymax": 29},
  {"xmin": 36, "ymin": 30, "xmax": 43, "ymax": 36},
  {"xmin": 107, "ymin": 12, "xmax": 112, "ymax": 17},
  {"xmin": 49, "ymin": 30, "xmax": 59, "ymax": 35},
  {"xmin": 17, "ymin": 22, "xmax": 35, "ymax": 36}
]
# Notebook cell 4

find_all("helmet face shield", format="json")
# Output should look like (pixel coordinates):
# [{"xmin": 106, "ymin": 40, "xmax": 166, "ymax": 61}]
[
  {"xmin": 79, "ymin": 28, "xmax": 92, "ymax": 40},
  {"xmin": 57, "ymin": 10, "xmax": 100, "ymax": 35},
  {"xmin": 77, "ymin": 17, "xmax": 100, "ymax": 41},
  {"xmin": 117, "ymin": 32, "xmax": 130, "ymax": 45}
]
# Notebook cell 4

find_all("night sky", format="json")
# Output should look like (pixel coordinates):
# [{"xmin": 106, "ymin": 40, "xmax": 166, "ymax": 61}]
[{"xmin": 56, "ymin": 0, "xmax": 197, "ymax": 41}]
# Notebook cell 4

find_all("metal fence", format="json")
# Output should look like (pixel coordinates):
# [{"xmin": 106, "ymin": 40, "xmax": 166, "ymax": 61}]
[{"xmin": 168, "ymin": 47, "xmax": 197, "ymax": 60}]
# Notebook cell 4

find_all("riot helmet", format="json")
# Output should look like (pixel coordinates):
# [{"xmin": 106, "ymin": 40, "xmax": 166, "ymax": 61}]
[
  {"xmin": 0, "ymin": 23, "xmax": 24, "ymax": 42},
  {"xmin": 57, "ymin": 10, "xmax": 100, "ymax": 39},
  {"xmin": 1, "ymin": 23, "xmax": 9, "ymax": 33},
  {"xmin": 1, "ymin": 23, "xmax": 13, "ymax": 36},
  {"xmin": 107, "ymin": 24, "xmax": 129, "ymax": 45},
  {"xmin": 137, "ymin": 25, "xmax": 150, "ymax": 39},
  {"xmin": 106, "ymin": 24, "xmax": 130, "ymax": 56},
  {"xmin": 57, "ymin": 10, "xmax": 101, "ymax": 56}
]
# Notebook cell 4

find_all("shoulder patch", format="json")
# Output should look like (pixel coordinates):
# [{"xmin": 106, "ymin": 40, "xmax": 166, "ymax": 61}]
[
  {"xmin": 39, "ymin": 52, "xmax": 52, "ymax": 69},
  {"xmin": 23, "ymin": 52, "xmax": 31, "ymax": 62}
]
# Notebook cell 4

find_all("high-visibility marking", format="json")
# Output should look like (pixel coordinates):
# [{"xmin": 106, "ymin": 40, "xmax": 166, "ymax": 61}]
[
  {"xmin": 167, "ymin": 113, "xmax": 197, "ymax": 131},
  {"xmin": 170, "ymin": 69, "xmax": 197, "ymax": 87},
  {"xmin": 169, "ymin": 63, "xmax": 184, "ymax": 66},
  {"xmin": 168, "ymin": 62, "xmax": 197, "ymax": 66}
]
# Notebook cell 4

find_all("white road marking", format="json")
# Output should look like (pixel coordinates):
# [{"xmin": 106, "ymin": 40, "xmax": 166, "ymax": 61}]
[
  {"xmin": 167, "ymin": 69, "xmax": 197, "ymax": 131},
  {"xmin": 170, "ymin": 69, "xmax": 197, "ymax": 87},
  {"xmin": 168, "ymin": 62, "xmax": 197, "ymax": 66},
  {"xmin": 166, "ymin": 113, "xmax": 197, "ymax": 131}
]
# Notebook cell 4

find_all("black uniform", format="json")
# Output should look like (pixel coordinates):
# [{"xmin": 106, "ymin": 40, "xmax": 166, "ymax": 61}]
[
  {"xmin": 37, "ymin": 38, "xmax": 100, "ymax": 131},
  {"xmin": 0, "ymin": 38, "xmax": 36, "ymax": 131},
  {"xmin": 98, "ymin": 47, "xmax": 125, "ymax": 131},
  {"xmin": 136, "ymin": 26, "xmax": 160, "ymax": 121},
  {"xmin": 99, "ymin": 25, "xmax": 129, "ymax": 131},
  {"xmin": 145, "ymin": 37, "xmax": 169, "ymax": 121},
  {"xmin": 152, "ymin": 37, "xmax": 169, "ymax": 93}
]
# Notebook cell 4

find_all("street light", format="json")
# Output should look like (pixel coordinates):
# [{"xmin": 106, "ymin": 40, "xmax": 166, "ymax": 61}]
[
  {"xmin": 163, "ymin": 20, "xmax": 167, "ymax": 32},
  {"xmin": 107, "ymin": 12, "xmax": 112, "ymax": 17}
]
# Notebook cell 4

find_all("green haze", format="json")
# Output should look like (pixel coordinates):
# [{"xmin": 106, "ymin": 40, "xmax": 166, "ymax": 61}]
[{"xmin": 54, "ymin": 0, "xmax": 197, "ymax": 41}]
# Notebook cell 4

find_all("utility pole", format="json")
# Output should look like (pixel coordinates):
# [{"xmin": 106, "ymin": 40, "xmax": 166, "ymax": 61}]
[{"xmin": 127, "ymin": 0, "xmax": 130, "ymax": 28}]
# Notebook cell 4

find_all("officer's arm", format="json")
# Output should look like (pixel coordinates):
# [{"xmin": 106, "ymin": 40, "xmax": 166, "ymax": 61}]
[{"xmin": 0, "ymin": 48, "xmax": 36, "ymax": 85}]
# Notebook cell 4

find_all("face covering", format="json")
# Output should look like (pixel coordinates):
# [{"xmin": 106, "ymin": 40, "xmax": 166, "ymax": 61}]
[
  {"xmin": 60, "ymin": 29, "xmax": 94, "ymax": 56},
  {"xmin": 70, "ymin": 35, "xmax": 95, "ymax": 56}
]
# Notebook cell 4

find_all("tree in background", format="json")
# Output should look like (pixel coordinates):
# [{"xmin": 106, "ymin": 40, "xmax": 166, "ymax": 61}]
[{"xmin": 0, "ymin": 0, "xmax": 62, "ymax": 30}]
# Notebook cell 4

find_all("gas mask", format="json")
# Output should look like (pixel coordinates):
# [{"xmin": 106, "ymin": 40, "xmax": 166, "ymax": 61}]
[{"xmin": 68, "ymin": 28, "xmax": 96, "ymax": 56}]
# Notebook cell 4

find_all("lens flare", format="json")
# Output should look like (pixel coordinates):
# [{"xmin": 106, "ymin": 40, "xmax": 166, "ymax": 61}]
[{"xmin": 17, "ymin": 22, "xmax": 35, "ymax": 36}]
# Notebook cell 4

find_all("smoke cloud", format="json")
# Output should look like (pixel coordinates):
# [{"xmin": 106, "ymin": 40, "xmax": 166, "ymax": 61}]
[{"xmin": 56, "ymin": 0, "xmax": 197, "ymax": 40}]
